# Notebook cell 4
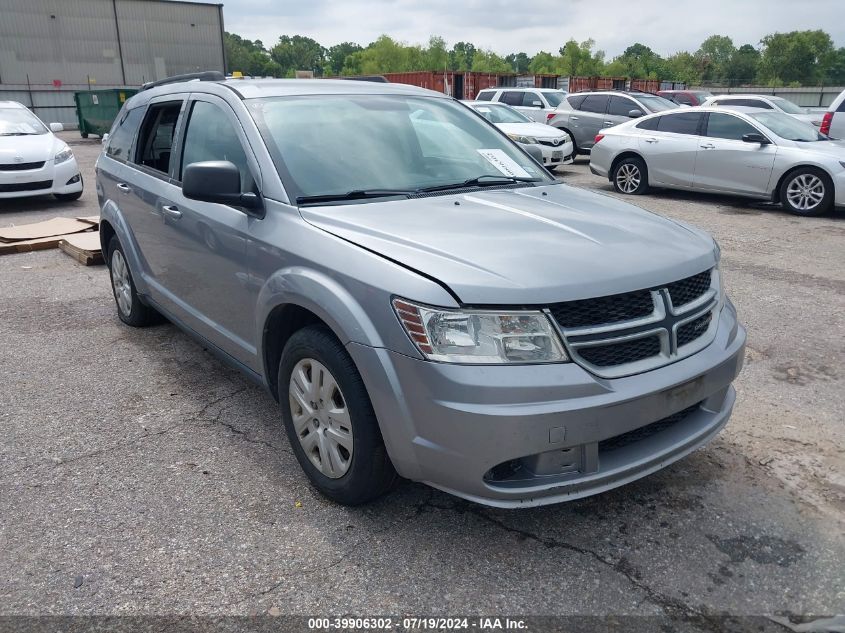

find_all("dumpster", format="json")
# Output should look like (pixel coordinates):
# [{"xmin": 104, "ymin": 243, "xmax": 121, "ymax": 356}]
[{"xmin": 73, "ymin": 89, "xmax": 137, "ymax": 138}]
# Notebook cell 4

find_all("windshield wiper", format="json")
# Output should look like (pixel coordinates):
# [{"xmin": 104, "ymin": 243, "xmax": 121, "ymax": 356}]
[
  {"xmin": 416, "ymin": 174, "xmax": 541, "ymax": 193},
  {"xmin": 296, "ymin": 189, "xmax": 415, "ymax": 205}
]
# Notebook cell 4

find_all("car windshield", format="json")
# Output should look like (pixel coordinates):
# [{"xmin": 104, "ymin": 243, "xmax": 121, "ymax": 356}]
[
  {"xmin": 541, "ymin": 91, "xmax": 566, "ymax": 107},
  {"xmin": 768, "ymin": 97, "xmax": 806, "ymax": 115},
  {"xmin": 470, "ymin": 102, "xmax": 532, "ymax": 124},
  {"xmin": 635, "ymin": 95, "xmax": 678, "ymax": 112},
  {"xmin": 0, "ymin": 107, "xmax": 48, "ymax": 135},
  {"xmin": 249, "ymin": 94, "xmax": 551, "ymax": 203},
  {"xmin": 750, "ymin": 112, "xmax": 826, "ymax": 141}
]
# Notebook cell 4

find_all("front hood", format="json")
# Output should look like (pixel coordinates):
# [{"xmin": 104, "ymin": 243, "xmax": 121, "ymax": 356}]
[
  {"xmin": 496, "ymin": 122, "xmax": 565, "ymax": 139},
  {"xmin": 301, "ymin": 185, "xmax": 717, "ymax": 305},
  {"xmin": 0, "ymin": 134, "xmax": 58, "ymax": 163}
]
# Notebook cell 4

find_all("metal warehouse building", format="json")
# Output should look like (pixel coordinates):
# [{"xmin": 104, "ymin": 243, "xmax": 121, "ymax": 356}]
[{"xmin": 0, "ymin": 0, "xmax": 225, "ymax": 125}]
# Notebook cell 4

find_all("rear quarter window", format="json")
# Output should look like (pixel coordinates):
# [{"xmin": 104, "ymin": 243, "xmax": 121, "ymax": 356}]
[
  {"xmin": 106, "ymin": 106, "xmax": 144, "ymax": 161},
  {"xmin": 566, "ymin": 94, "xmax": 587, "ymax": 110},
  {"xmin": 636, "ymin": 117, "xmax": 660, "ymax": 131},
  {"xmin": 475, "ymin": 91, "xmax": 494, "ymax": 102}
]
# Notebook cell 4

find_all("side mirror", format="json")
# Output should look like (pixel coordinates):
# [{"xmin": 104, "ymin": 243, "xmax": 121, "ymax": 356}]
[
  {"xmin": 182, "ymin": 161, "xmax": 263, "ymax": 214},
  {"xmin": 742, "ymin": 133, "xmax": 771, "ymax": 145},
  {"xmin": 531, "ymin": 100, "xmax": 543, "ymax": 108},
  {"xmin": 628, "ymin": 109, "xmax": 644, "ymax": 118},
  {"xmin": 101, "ymin": 133, "xmax": 110, "ymax": 146},
  {"xmin": 49, "ymin": 122, "xmax": 64, "ymax": 133}
]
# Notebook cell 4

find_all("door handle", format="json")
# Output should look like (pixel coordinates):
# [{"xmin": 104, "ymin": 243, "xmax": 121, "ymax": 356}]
[
  {"xmin": 570, "ymin": 116, "xmax": 579, "ymax": 120},
  {"xmin": 603, "ymin": 121, "xmax": 613, "ymax": 125},
  {"xmin": 644, "ymin": 137, "xmax": 659, "ymax": 143},
  {"xmin": 700, "ymin": 143, "xmax": 716, "ymax": 149},
  {"xmin": 162, "ymin": 205, "xmax": 182, "ymax": 220},
  {"xmin": 116, "ymin": 183, "xmax": 131, "ymax": 193}
]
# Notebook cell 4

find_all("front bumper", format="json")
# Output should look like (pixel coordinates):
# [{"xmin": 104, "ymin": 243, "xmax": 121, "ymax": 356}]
[
  {"xmin": 349, "ymin": 301, "xmax": 745, "ymax": 507},
  {"xmin": 0, "ymin": 157, "xmax": 83, "ymax": 199},
  {"xmin": 538, "ymin": 140, "xmax": 575, "ymax": 166}
]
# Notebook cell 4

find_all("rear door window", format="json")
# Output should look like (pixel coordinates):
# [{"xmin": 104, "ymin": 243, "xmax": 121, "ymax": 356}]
[
  {"xmin": 704, "ymin": 112, "xmax": 760, "ymax": 140},
  {"xmin": 657, "ymin": 112, "xmax": 703, "ymax": 135},
  {"xmin": 106, "ymin": 106, "xmax": 144, "ymax": 161},
  {"xmin": 500, "ymin": 91, "xmax": 524, "ymax": 106},
  {"xmin": 717, "ymin": 98, "xmax": 772, "ymax": 109},
  {"xmin": 580, "ymin": 95, "xmax": 610, "ymax": 114},
  {"xmin": 133, "ymin": 101, "xmax": 183, "ymax": 175}
]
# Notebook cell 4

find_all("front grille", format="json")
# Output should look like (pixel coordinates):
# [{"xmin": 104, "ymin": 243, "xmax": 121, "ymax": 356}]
[
  {"xmin": 667, "ymin": 270, "xmax": 711, "ymax": 307},
  {"xmin": 599, "ymin": 402, "xmax": 701, "ymax": 453},
  {"xmin": 538, "ymin": 139, "xmax": 563, "ymax": 147},
  {"xmin": 550, "ymin": 290, "xmax": 654, "ymax": 329},
  {"xmin": 0, "ymin": 161, "xmax": 45, "ymax": 171},
  {"xmin": 677, "ymin": 312, "xmax": 712, "ymax": 347},
  {"xmin": 577, "ymin": 335, "xmax": 661, "ymax": 367},
  {"xmin": 0, "ymin": 180, "xmax": 52, "ymax": 193}
]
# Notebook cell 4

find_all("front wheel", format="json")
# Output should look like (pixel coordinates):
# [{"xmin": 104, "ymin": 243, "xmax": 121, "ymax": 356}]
[
  {"xmin": 107, "ymin": 236, "xmax": 159, "ymax": 327},
  {"xmin": 612, "ymin": 157, "xmax": 649, "ymax": 195},
  {"xmin": 279, "ymin": 325, "xmax": 397, "ymax": 505},
  {"xmin": 780, "ymin": 168, "xmax": 833, "ymax": 216}
]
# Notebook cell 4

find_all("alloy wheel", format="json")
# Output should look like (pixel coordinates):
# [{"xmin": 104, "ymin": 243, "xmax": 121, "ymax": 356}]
[
  {"xmin": 289, "ymin": 358, "xmax": 353, "ymax": 479},
  {"xmin": 616, "ymin": 163, "xmax": 641, "ymax": 193},
  {"xmin": 786, "ymin": 174, "xmax": 825, "ymax": 212},
  {"xmin": 111, "ymin": 250, "xmax": 132, "ymax": 317}
]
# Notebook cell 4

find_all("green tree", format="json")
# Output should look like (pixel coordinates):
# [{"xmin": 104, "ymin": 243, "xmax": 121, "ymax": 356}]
[
  {"xmin": 471, "ymin": 49, "xmax": 512, "ymax": 73},
  {"xmin": 558, "ymin": 39, "xmax": 605, "ymax": 76},
  {"xmin": 424, "ymin": 36, "xmax": 449, "ymax": 70},
  {"xmin": 324, "ymin": 42, "xmax": 362, "ymax": 76},
  {"xmin": 696, "ymin": 35, "xmax": 735, "ymax": 82},
  {"xmin": 725, "ymin": 44, "xmax": 760, "ymax": 85},
  {"xmin": 271, "ymin": 35, "xmax": 325, "ymax": 76},
  {"xmin": 505, "ymin": 52, "xmax": 532, "ymax": 73},
  {"xmin": 826, "ymin": 47, "xmax": 845, "ymax": 84},
  {"xmin": 449, "ymin": 42, "xmax": 476, "ymax": 71},
  {"xmin": 528, "ymin": 51, "xmax": 557, "ymax": 74},
  {"xmin": 758, "ymin": 30, "xmax": 836, "ymax": 85},
  {"xmin": 613, "ymin": 43, "xmax": 665, "ymax": 78},
  {"xmin": 224, "ymin": 33, "xmax": 282, "ymax": 77},
  {"xmin": 663, "ymin": 51, "xmax": 702, "ymax": 85}
]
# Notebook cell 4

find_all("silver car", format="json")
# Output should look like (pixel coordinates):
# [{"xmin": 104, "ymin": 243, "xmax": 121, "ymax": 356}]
[
  {"xmin": 96, "ymin": 75, "xmax": 745, "ymax": 507},
  {"xmin": 702, "ymin": 94, "xmax": 823, "ymax": 128},
  {"xmin": 590, "ymin": 106, "xmax": 845, "ymax": 216}
]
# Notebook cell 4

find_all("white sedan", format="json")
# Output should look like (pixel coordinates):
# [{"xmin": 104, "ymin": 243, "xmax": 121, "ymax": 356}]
[
  {"xmin": 0, "ymin": 101, "xmax": 83, "ymax": 201},
  {"xmin": 464, "ymin": 101, "xmax": 575, "ymax": 169}
]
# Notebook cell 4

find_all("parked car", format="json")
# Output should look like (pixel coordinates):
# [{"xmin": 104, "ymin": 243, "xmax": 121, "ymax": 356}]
[
  {"xmin": 657, "ymin": 90, "xmax": 713, "ymax": 106},
  {"xmin": 590, "ymin": 106, "xmax": 845, "ymax": 216},
  {"xmin": 701, "ymin": 94, "xmax": 823, "ymax": 127},
  {"xmin": 547, "ymin": 91, "xmax": 678, "ymax": 154},
  {"xmin": 820, "ymin": 88, "xmax": 845, "ymax": 139},
  {"xmin": 463, "ymin": 100, "xmax": 574, "ymax": 169},
  {"xmin": 0, "ymin": 101, "xmax": 83, "ymax": 201},
  {"xmin": 97, "ymin": 74, "xmax": 745, "ymax": 507},
  {"xmin": 474, "ymin": 87, "xmax": 568, "ymax": 123}
]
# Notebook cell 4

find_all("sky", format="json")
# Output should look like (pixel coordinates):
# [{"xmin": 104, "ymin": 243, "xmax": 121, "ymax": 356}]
[{"xmin": 209, "ymin": 0, "xmax": 845, "ymax": 58}]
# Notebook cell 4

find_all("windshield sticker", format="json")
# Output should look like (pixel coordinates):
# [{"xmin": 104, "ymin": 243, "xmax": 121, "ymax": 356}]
[{"xmin": 477, "ymin": 149, "xmax": 532, "ymax": 178}]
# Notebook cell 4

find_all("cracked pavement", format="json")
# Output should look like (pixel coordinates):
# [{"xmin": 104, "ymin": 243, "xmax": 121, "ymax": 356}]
[{"xmin": 0, "ymin": 137, "xmax": 843, "ymax": 624}]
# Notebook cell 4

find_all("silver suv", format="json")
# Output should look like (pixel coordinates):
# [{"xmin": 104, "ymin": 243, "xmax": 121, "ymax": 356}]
[
  {"xmin": 96, "ymin": 74, "xmax": 746, "ymax": 507},
  {"xmin": 548, "ymin": 91, "xmax": 678, "ymax": 154}
]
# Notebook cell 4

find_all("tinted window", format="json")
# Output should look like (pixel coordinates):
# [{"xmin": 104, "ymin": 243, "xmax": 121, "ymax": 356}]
[
  {"xmin": 181, "ymin": 101, "xmax": 252, "ymax": 191},
  {"xmin": 567, "ymin": 94, "xmax": 587, "ymax": 110},
  {"xmin": 636, "ymin": 117, "xmax": 660, "ymax": 131},
  {"xmin": 705, "ymin": 113, "xmax": 759, "ymax": 141},
  {"xmin": 542, "ymin": 91, "xmax": 565, "ymax": 107},
  {"xmin": 500, "ymin": 91, "xmax": 524, "ymax": 106},
  {"xmin": 607, "ymin": 96, "xmax": 638, "ymax": 116},
  {"xmin": 106, "ymin": 106, "xmax": 144, "ymax": 160},
  {"xmin": 580, "ymin": 95, "xmax": 609, "ymax": 114},
  {"xmin": 475, "ymin": 91, "xmax": 494, "ymax": 101},
  {"xmin": 674, "ymin": 94, "xmax": 694, "ymax": 105},
  {"xmin": 522, "ymin": 92, "xmax": 544, "ymax": 107},
  {"xmin": 657, "ymin": 112, "xmax": 703, "ymax": 135},
  {"xmin": 134, "ymin": 102, "xmax": 182, "ymax": 174},
  {"xmin": 716, "ymin": 98, "xmax": 772, "ymax": 109}
]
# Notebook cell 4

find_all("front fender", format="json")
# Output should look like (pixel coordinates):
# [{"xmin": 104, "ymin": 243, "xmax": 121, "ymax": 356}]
[{"xmin": 100, "ymin": 197, "xmax": 151, "ymax": 296}]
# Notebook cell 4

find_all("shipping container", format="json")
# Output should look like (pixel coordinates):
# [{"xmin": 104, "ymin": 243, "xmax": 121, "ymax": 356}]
[
  {"xmin": 630, "ymin": 79, "xmax": 661, "ymax": 94},
  {"xmin": 381, "ymin": 71, "xmax": 517, "ymax": 100}
]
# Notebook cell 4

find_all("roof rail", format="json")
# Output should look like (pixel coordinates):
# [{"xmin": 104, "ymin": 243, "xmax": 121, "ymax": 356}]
[{"xmin": 140, "ymin": 71, "xmax": 225, "ymax": 92}]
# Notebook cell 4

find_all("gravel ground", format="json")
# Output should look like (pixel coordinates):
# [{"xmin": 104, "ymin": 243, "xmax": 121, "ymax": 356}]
[{"xmin": 0, "ymin": 134, "xmax": 842, "ymax": 625}]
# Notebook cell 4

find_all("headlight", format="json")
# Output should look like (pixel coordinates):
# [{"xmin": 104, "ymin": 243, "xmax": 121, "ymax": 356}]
[
  {"xmin": 393, "ymin": 298, "xmax": 568, "ymax": 364},
  {"xmin": 54, "ymin": 147, "xmax": 73, "ymax": 165},
  {"xmin": 507, "ymin": 133, "xmax": 538, "ymax": 145}
]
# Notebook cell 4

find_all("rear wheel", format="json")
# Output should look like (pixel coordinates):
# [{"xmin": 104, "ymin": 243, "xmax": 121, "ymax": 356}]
[
  {"xmin": 612, "ymin": 156, "xmax": 649, "ymax": 195},
  {"xmin": 107, "ymin": 236, "xmax": 158, "ymax": 327},
  {"xmin": 279, "ymin": 325, "xmax": 397, "ymax": 505},
  {"xmin": 780, "ymin": 168, "xmax": 833, "ymax": 216}
]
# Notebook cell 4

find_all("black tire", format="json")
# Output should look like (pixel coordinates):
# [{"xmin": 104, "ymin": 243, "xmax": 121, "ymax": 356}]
[
  {"xmin": 54, "ymin": 190, "xmax": 82, "ymax": 202},
  {"xmin": 560, "ymin": 128, "xmax": 577, "ymax": 155},
  {"xmin": 107, "ymin": 236, "xmax": 158, "ymax": 327},
  {"xmin": 779, "ymin": 167, "xmax": 834, "ymax": 217},
  {"xmin": 279, "ymin": 325, "xmax": 398, "ymax": 505},
  {"xmin": 612, "ymin": 156, "xmax": 649, "ymax": 195},
  {"xmin": 80, "ymin": 132, "xmax": 89, "ymax": 139}
]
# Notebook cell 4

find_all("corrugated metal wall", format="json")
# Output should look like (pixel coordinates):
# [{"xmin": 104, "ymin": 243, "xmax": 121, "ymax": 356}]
[{"xmin": 0, "ymin": 0, "xmax": 224, "ymax": 87}]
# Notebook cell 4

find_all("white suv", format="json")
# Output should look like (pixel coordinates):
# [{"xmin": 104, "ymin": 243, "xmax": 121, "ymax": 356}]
[{"xmin": 475, "ymin": 87, "xmax": 567, "ymax": 123}]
